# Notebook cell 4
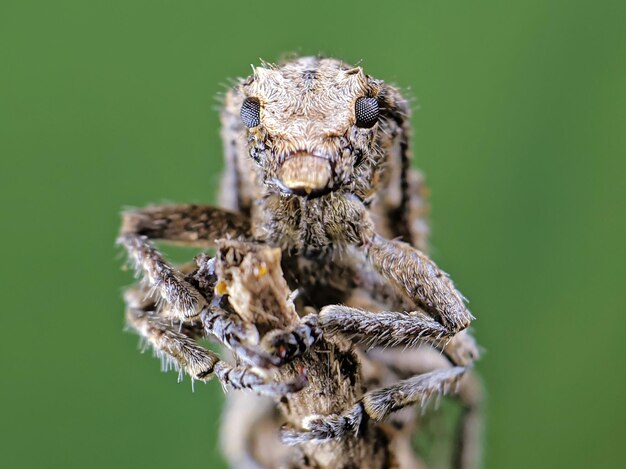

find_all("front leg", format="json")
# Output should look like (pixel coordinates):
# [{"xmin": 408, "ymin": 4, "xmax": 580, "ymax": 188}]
[
  {"xmin": 201, "ymin": 300, "xmax": 321, "ymax": 368},
  {"xmin": 118, "ymin": 204, "xmax": 252, "ymax": 320},
  {"xmin": 119, "ymin": 233, "xmax": 208, "ymax": 319},
  {"xmin": 319, "ymin": 227, "xmax": 477, "ymax": 364},
  {"xmin": 120, "ymin": 204, "xmax": 252, "ymax": 246},
  {"xmin": 365, "ymin": 234, "xmax": 474, "ymax": 333},
  {"xmin": 320, "ymin": 307, "xmax": 449, "ymax": 350},
  {"xmin": 315, "ymin": 220, "xmax": 475, "ymax": 365},
  {"xmin": 320, "ymin": 307, "xmax": 479, "ymax": 365},
  {"xmin": 200, "ymin": 300, "xmax": 283, "ymax": 368},
  {"xmin": 185, "ymin": 253, "xmax": 321, "ymax": 368},
  {"xmin": 329, "ymin": 199, "xmax": 473, "ymax": 337}
]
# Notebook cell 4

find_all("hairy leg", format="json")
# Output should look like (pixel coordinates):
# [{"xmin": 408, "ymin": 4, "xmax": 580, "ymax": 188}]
[
  {"xmin": 184, "ymin": 252, "xmax": 322, "ymax": 368},
  {"xmin": 124, "ymin": 287, "xmax": 305, "ymax": 396},
  {"xmin": 200, "ymin": 300, "xmax": 281, "ymax": 368},
  {"xmin": 364, "ymin": 234, "xmax": 474, "ymax": 333},
  {"xmin": 367, "ymin": 346, "xmax": 483, "ymax": 469},
  {"xmin": 281, "ymin": 366, "xmax": 467, "ymax": 444},
  {"xmin": 121, "ymin": 204, "xmax": 252, "ymax": 246},
  {"xmin": 260, "ymin": 314, "xmax": 322, "ymax": 364},
  {"xmin": 319, "ymin": 306, "xmax": 448, "ymax": 349},
  {"xmin": 283, "ymin": 341, "xmax": 482, "ymax": 468},
  {"xmin": 320, "ymin": 306, "xmax": 480, "ymax": 366},
  {"xmin": 118, "ymin": 204, "xmax": 252, "ymax": 320},
  {"xmin": 119, "ymin": 233, "xmax": 208, "ymax": 319}
]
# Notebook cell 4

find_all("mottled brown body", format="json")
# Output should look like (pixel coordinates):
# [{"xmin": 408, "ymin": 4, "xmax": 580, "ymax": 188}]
[
  {"xmin": 119, "ymin": 57, "xmax": 482, "ymax": 469},
  {"xmin": 213, "ymin": 242, "xmax": 395, "ymax": 468}
]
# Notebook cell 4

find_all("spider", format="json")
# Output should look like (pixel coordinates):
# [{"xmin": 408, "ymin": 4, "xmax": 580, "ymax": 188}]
[{"xmin": 119, "ymin": 56, "xmax": 482, "ymax": 468}]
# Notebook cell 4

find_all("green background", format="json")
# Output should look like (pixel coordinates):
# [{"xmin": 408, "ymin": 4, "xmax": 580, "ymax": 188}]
[{"xmin": 2, "ymin": 1, "xmax": 624, "ymax": 468}]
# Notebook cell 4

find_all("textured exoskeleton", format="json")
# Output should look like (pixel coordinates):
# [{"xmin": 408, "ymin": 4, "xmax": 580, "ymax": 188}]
[{"xmin": 119, "ymin": 56, "xmax": 482, "ymax": 469}]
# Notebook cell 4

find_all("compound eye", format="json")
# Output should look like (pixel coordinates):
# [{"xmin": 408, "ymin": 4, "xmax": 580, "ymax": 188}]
[
  {"xmin": 240, "ymin": 97, "xmax": 261, "ymax": 128},
  {"xmin": 355, "ymin": 97, "xmax": 379, "ymax": 128}
]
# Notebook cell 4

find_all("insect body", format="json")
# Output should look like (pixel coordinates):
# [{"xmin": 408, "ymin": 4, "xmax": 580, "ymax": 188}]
[{"xmin": 120, "ymin": 57, "xmax": 482, "ymax": 468}]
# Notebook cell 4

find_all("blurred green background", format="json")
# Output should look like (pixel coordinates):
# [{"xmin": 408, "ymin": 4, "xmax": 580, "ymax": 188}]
[{"xmin": 2, "ymin": 1, "xmax": 624, "ymax": 468}]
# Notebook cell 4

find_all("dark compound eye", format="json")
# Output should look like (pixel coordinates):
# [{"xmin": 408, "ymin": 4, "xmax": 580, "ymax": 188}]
[
  {"xmin": 240, "ymin": 97, "xmax": 261, "ymax": 128},
  {"xmin": 355, "ymin": 97, "xmax": 379, "ymax": 128}
]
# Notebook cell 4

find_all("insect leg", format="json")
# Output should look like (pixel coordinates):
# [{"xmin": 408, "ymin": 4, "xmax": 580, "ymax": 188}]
[
  {"xmin": 125, "ymin": 290, "xmax": 305, "ymax": 396},
  {"xmin": 260, "ymin": 314, "xmax": 322, "ymax": 364},
  {"xmin": 118, "ymin": 204, "xmax": 252, "ymax": 320},
  {"xmin": 363, "ymin": 234, "xmax": 474, "ymax": 333},
  {"xmin": 119, "ymin": 233, "xmax": 207, "ymax": 319},
  {"xmin": 320, "ymin": 305, "xmax": 480, "ymax": 365},
  {"xmin": 281, "ymin": 366, "xmax": 467, "ymax": 444},
  {"xmin": 200, "ymin": 301, "xmax": 281, "ymax": 368},
  {"xmin": 120, "ymin": 204, "xmax": 252, "ymax": 246},
  {"xmin": 200, "ymin": 303, "xmax": 321, "ymax": 368},
  {"xmin": 319, "ymin": 306, "xmax": 452, "ymax": 351},
  {"xmin": 125, "ymin": 291, "xmax": 219, "ymax": 381},
  {"xmin": 368, "ymin": 346, "xmax": 483, "ymax": 469}
]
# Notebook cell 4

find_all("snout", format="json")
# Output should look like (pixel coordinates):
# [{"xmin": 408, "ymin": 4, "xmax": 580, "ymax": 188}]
[{"xmin": 276, "ymin": 153, "xmax": 335, "ymax": 198}]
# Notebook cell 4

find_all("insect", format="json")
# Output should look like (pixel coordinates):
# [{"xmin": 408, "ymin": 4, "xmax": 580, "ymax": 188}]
[{"xmin": 119, "ymin": 56, "xmax": 482, "ymax": 468}]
